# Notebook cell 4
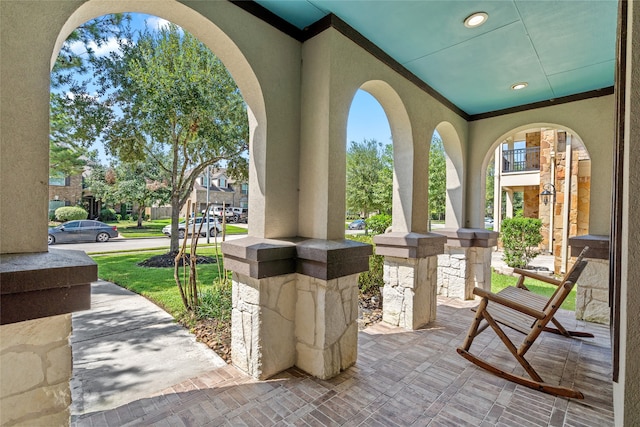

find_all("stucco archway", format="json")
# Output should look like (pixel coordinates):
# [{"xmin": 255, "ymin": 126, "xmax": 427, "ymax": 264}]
[
  {"xmin": 358, "ymin": 80, "xmax": 414, "ymax": 233},
  {"xmin": 435, "ymin": 121, "xmax": 464, "ymax": 229},
  {"xmin": 53, "ymin": 0, "xmax": 270, "ymax": 236}
]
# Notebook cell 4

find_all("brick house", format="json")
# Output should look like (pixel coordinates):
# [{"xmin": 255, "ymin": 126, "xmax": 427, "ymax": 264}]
[{"xmin": 181, "ymin": 168, "xmax": 248, "ymax": 216}]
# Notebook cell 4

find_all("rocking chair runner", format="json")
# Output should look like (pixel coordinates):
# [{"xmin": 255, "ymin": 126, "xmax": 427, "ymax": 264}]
[{"xmin": 457, "ymin": 247, "xmax": 593, "ymax": 399}]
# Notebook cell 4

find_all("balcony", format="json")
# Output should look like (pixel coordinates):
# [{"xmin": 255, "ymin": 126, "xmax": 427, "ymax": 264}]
[{"xmin": 502, "ymin": 147, "xmax": 541, "ymax": 173}]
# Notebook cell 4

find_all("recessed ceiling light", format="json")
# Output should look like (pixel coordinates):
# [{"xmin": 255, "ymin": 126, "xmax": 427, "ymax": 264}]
[
  {"xmin": 511, "ymin": 82, "xmax": 528, "ymax": 90},
  {"xmin": 464, "ymin": 12, "xmax": 488, "ymax": 28}
]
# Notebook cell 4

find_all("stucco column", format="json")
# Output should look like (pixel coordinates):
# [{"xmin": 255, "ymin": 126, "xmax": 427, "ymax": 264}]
[
  {"xmin": 373, "ymin": 232, "xmax": 447, "ymax": 329},
  {"xmin": 435, "ymin": 228, "xmax": 499, "ymax": 300},
  {"xmin": 222, "ymin": 237, "xmax": 371, "ymax": 380}
]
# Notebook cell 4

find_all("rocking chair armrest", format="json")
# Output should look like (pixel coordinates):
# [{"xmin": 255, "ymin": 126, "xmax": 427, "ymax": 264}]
[
  {"xmin": 512, "ymin": 268, "xmax": 562, "ymax": 286},
  {"xmin": 473, "ymin": 288, "xmax": 546, "ymax": 320}
]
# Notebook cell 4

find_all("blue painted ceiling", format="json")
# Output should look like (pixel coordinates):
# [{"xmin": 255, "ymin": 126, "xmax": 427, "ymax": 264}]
[{"xmin": 254, "ymin": 0, "xmax": 618, "ymax": 116}]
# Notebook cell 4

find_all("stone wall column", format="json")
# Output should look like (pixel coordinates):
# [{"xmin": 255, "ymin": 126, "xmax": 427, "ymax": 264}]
[
  {"xmin": 569, "ymin": 235, "xmax": 610, "ymax": 325},
  {"xmin": 222, "ymin": 237, "xmax": 371, "ymax": 380},
  {"xmin": 373, "ymin": 232, "xmax": 447, "ymax": 330},
  {"xmin": 435, "ymin": 229, "xmax": 498, "ymax": 300},
  {"xmin": 0, "ymin": 249, "xmax": 95, "ymax": 426}
]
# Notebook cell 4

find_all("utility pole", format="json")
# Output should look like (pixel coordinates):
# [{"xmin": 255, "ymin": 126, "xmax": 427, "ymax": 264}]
[{"xmin": 206, "ymin": 165, "xmax": 211, "ymax": 244}]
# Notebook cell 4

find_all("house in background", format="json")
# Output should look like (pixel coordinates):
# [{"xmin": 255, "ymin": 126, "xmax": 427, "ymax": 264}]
[
  {"xmin": 492, "ymin": 128, "xmax": 591, "ymax": 274},
  {"xmin": 181, "ymin": 168, "xmax": 248, "ymax": 216}
]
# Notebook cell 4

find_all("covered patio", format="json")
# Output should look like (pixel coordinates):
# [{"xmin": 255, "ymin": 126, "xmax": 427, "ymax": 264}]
[
  {"xmin": 72, "ymin": 297, "xmax": 612, "ymax": 426},
  {"xmin": 2, "ymin": 0, "xmax": 638, "ymax": 425}
]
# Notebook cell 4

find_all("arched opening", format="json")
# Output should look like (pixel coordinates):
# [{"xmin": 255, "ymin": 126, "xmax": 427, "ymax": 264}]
[
  {"xmin": 429, "ymin": 122, "xmax": 464, "ymax": 230},
  {"xmin": 484, "ymin": 125, "xmax": 591, "ymax": 274},
  {"xmin": 345, "ymin": 89, "xmax": 392, "ymax": 233},
  {"xmin": 50, "ymin": 3, "xmax": 267, "ymax": 416}
]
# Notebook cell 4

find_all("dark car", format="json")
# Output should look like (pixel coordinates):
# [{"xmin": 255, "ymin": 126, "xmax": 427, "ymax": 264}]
[
  {"xmin": 348, "ymin": 219, "xmax": 366, "ymax": 230},
  {"xmin": 48, "ymin": 220, "xmax": 119, "ymax": 245}
]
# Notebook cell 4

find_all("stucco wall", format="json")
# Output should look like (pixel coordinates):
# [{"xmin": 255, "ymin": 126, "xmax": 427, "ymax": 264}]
[{"xmin": 615, "ymin": 0, "xmax": 640, "ymax": 423}]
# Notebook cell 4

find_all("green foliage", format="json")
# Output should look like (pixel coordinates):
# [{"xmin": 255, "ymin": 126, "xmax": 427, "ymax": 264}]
[
  {"xmin": 486, "ymin": 161, "xmax": 495, "ymax": 218},
  {"xmin": 366, "ymin": 214, "xmax": 391, "ymax": 235},
  {"xmin": 197, "ymin": 280, "xmax": 232, "ymax": 321},
  {"xmin": 93, "ymin": 23, "xmax": 249, "ymax": 252},
  {"xmin": 55, "ymin": 206, "xmax": 88, "ymax": 221},
  {"xmin": 428, "ymin": 135, "xmax": 446, "ymax": 220},
  {"xmin": 500, "ymin": 217, "xmax": 543, "ymax": 268},
  {"xmin": 346, "ymin": 139, "xmax": 391, "ymax": 218},
  {"xmin": 100, "ymin": 208, "xmax": 117, "ymax": 221},
  {"xmin": 347, "ymin": 235, "xmax": 383, "ymax": 296}
]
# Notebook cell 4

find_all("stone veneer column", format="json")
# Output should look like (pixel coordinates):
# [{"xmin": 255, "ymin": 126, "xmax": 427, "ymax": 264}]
[
  {"xmin": 222, "ymin": 237, "xmax": 371, "ymax": 380},
  {"xmin": 0, "ymin": 249, "xmax": 95, "ymax": 426},
  {"xmin": 373, "ymin": 232, "xmax": 447, "ymax": 330},
  {"xmin": 435, "ymin": 229, "xmax": 499, "ymax": 300},
  {"xmin": 569, "ymin": 235, "xmax": 610, "ymax": 324}
]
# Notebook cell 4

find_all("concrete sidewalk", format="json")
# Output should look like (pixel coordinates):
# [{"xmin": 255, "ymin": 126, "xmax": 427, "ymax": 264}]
[
  {"xmin": 491, "ymin": 248, "xmax": 555, "ymax": 274},
  {"xmin": 70, "ymin": 280, "xmax": 226, "ymax": 421}
]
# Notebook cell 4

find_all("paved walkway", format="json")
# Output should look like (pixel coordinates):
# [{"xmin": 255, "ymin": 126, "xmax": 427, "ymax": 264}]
[
  {"xmin": 71, "ymin": 280, "xmax": 226, "ymax": 422},
  {"xmin": 72, "ymin": 297, "xmax": 613, "ymax": 426}
]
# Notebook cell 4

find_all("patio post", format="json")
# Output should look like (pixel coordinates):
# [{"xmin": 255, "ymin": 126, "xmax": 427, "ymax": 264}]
[
  {"xmin": 434, "ymin": 228, "xmax": 498, "ymax": 300},
  {"xmin": 373, "ymin": 232, "xmax": 447, "ymax": 329}
]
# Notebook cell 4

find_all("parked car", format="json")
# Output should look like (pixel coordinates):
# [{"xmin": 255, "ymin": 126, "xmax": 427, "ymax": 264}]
[
  {"xmin": 348, "ymin": 219, "xmax": 366, "ymax": 230},
  {"xmin": 209, "ymin": 206, "xmax": 234, "ymax": 221},
  {"xmin": 48, "ymin": 220, "xmax": 118, "ymax": 245},
  {"xmin": 230, "ymin": 207, "xmax": 248, "ymax": 223},
  {"xmin": 162, "ymin": 216, "xmax": 222, "ymax": 238}
]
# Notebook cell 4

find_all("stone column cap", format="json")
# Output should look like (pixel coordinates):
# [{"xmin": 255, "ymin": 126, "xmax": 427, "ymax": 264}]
[
  {"xmin": 569, "ymin": 234, "xmax": 610, "ymax": 259},
  {"xmin": 373, "ymin": 232, "xmax": 447, "ymax": 258},
  {"xmin": 221, "ymin": 236, "xmax": 297, "ymax": 262},
  {"xmin": 0, "ymin": 249, "xmax": 95, "ymax": 325},
  {"xmin": 434, "ymin": 228, "xmax": 499, "ymax": 248}
]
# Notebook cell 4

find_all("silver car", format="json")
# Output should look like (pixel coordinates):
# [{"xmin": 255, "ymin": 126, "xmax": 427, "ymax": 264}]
[
  {"xmin": 48, "ymin": 220, "xmax": 119, "ymax": 245},
  {"xmin": 162, "ymin": 217, "xmax": 221, "ymax": 238}
]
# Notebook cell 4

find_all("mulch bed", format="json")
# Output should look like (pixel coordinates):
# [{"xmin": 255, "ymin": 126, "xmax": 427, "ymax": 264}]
[{"xmin": 137, "ymin": 252, "xmax": 217, "ymax": 268}]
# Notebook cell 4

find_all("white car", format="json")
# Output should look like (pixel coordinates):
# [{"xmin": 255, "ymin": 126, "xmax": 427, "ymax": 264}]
[{"xmin": 162, "ymin": 217, "xmax": 221, "ymax": 238}]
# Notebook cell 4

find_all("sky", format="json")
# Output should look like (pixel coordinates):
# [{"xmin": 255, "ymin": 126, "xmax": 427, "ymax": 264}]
[{"xmin": 58, "ymin": 13, "xmax": 393, "ymax": 161}]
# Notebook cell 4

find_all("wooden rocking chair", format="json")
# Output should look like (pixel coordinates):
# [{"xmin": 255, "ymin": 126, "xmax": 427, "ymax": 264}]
[{"xmin": 457, "ymin": 247, "xmax": 593, "ymax": 399}]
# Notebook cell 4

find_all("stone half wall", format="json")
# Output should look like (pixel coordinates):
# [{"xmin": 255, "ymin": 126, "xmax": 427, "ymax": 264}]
[
  {"xmin": 437, "ymin": 245, "xmax": 493, "ymax": 300},
  {"xmin": 0, "ymin": 314, "xmax": 72, "ymax": 426}
]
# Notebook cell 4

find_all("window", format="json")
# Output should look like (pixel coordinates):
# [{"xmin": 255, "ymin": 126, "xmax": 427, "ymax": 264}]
[
  {"xmin": 49, "ymin": 176, "xmax": 66, "ymax": 186},
  {"xmin": 218, "ymin": 177, "xmax": 226, "ymax": 188},
  {"xmin": 241, "ymin": 183, "xmax": 248, "ymax": 195}
]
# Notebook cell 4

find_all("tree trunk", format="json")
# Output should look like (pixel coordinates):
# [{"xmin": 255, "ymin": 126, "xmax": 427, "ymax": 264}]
[
  {"xmin": 137, "ymin": 205, "xmax": 145, "ymax": 228},
  {"xmin": 170, "ymin": 195, "xmax": 180, "ymax": 253}
]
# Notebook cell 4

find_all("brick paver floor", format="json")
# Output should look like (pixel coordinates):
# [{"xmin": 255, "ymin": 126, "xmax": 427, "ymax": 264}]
[{"xmin": 72, "ymin": 297, "xmax": 613, "ymax": 426}]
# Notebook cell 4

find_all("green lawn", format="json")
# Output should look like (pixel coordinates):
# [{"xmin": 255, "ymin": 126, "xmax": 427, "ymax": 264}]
[
  {"xmin": 491, "ymin": 271, "xmax": 576, "ymax": 312},
  {"xmin": 93, "ymin": 248, "xmax": 230, "ymax": 319},
  {"xmin": 106, "ymin": 219, "xmax": 248, "ymax": 238}
]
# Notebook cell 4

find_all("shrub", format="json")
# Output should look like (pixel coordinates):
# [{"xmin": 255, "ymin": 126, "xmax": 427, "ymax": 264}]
[
  {"xmin": 366, "ymin": 214, "xmax": 392, "ymax": 235},
  {"xmin": 100, "ymin": 208, "xmax": 117, "ymax": 221},
  {"xmin": 55, "ymin": 206, "xmax": 88, "ymax": 221},
  {"xmin": 348, "ymin": 234, "xmax": 383, "ymax": 296},
  {"xmin": 197, "ymin": 280, "xmax": 232, "ymax": 322},
  {"xmin": 501, "ymin": 217, "xmax": 543, "ymax": 268}
]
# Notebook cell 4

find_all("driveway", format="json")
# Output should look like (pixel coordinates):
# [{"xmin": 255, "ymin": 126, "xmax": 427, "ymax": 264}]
[{"xmin": 71, "ymin": 280, "xmax": 226, "ymax": 421}]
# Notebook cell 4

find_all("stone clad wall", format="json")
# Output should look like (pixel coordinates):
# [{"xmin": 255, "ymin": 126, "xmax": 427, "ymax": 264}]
[
  {"xmin": 0, "ymin": 315, "xmax": 72, "ymax": 426},
  {"xmin": 231, "ymin": 272, "xmax": 297, "ymax": 379},
  {"xmin": 295, "ymin": 274, "xmax": 359, "ymax": 380},
  {"xmin": 382, "ymin": 256, "xmax": 438, "ymax": 329},
  {"xmin": 437, "ymin": 246, "xmax": 492, "ymax": 300},
  {"xmin": 575, "ymin": 258, "xmax": 610, "ymax": 324}
]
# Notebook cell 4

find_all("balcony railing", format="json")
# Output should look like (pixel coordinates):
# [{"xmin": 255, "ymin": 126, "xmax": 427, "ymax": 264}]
[{"xmin": 502, "ymin": 147, "xmax": 540, "ymax": 173}]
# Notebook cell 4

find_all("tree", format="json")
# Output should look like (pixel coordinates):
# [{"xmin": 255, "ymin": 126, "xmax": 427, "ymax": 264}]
[
  {"xmin": 346, "ymin": 139, "xmax": 389, "ymax": 224},
  {"xmin": 486, "ymin": 160, "xmax": 495, "ymax": 218},
  {"xmin": 113, "ymin": 159, "xmax": 171, "ymax": 227},
  {"xmin": 50, "ymin": 14, "xmax": 130, "ymax": 179},
  {"xmin": 94, "ymin": 23, "xmax": 249, "ymax": 252},
  {"xmin": 428, "ymin": 135, "xmax": 446, "ymax": 221}
]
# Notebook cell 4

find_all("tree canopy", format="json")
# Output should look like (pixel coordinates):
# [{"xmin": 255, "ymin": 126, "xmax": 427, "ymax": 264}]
[
  {"xmin": 346, "ymin": 139, "xmax": 391, "ymax": 222},
  {"xmin": 428, "ymin": 134, "xmax": 446, "ymax": 221},
  {"xmin": 92, "ymin": 22, "xmax": 249, "ymax": 251}
]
